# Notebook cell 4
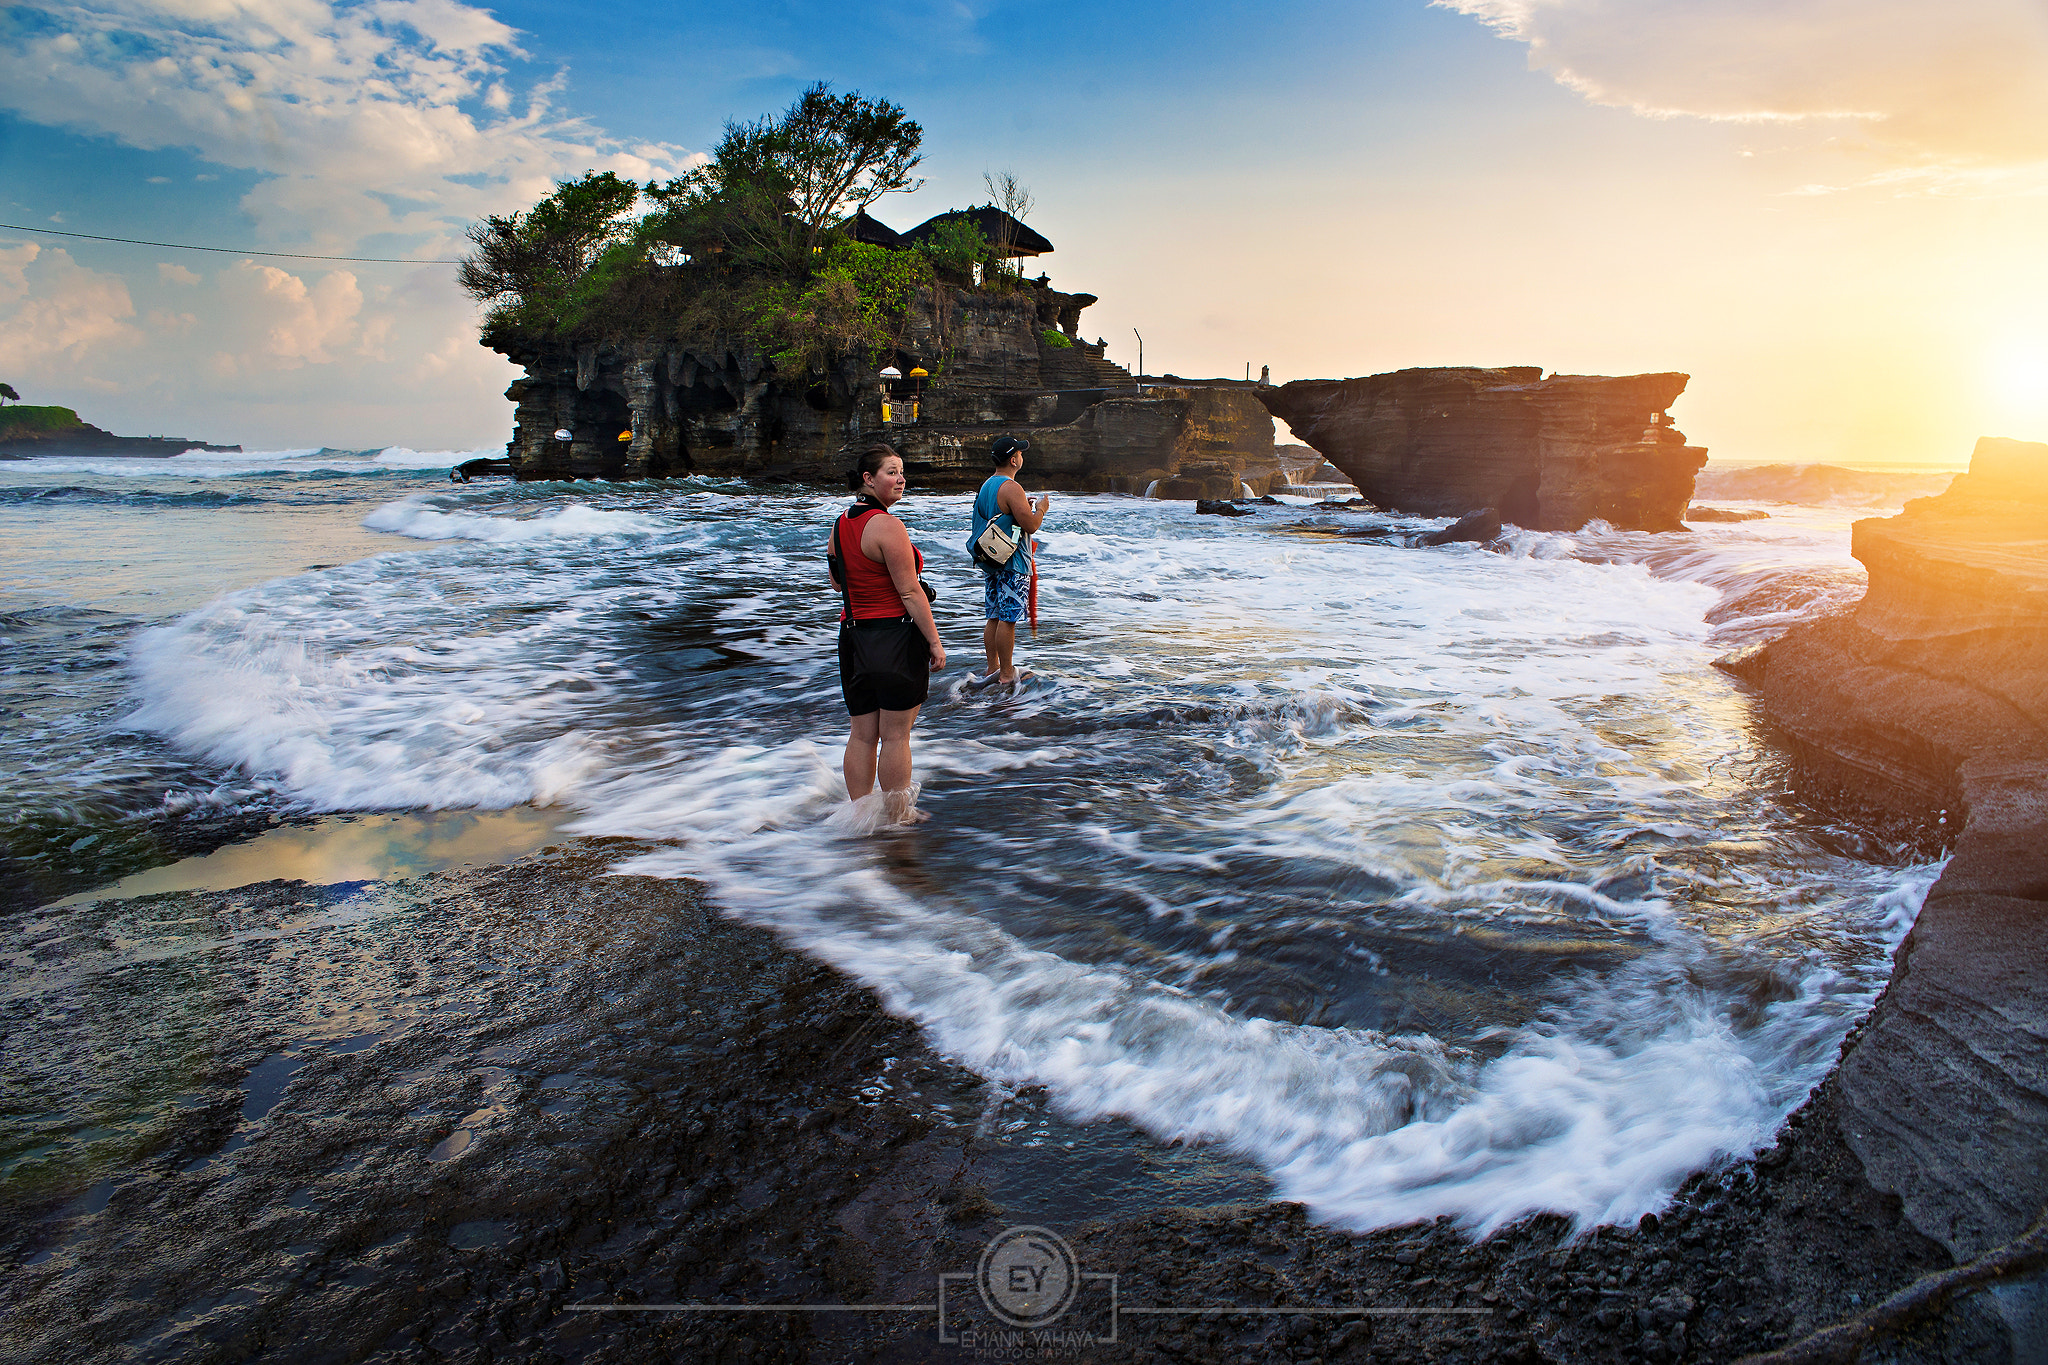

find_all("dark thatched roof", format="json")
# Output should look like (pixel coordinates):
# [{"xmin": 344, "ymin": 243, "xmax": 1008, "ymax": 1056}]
[
  {"xmin": 905, "ymin": 206, "xmax": 1054, "ymax": 258},
  {"xmin": 844, "ymin": 210, "xmax": 907, "ymax": 249}
]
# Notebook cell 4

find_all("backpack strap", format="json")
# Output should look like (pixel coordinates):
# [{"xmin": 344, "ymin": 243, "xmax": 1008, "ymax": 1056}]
[{"xmin": 828, "ymin": 499, "xmax": 883, "ymax": 622}]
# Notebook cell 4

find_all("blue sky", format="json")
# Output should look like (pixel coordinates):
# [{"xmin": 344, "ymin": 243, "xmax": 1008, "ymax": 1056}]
[{"xmin": 4, "ymin": 0, "xmax": 2047, "ymax": 459}]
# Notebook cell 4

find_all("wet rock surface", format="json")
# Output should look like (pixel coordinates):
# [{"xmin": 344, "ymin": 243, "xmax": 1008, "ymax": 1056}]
[
  {"xmin": 3, "ymin": 840, "xmax": 2023, "ymax": 1363},
  {"xmin": 1747, "ymin": 437, "xmax": 2048, "ymax": 1292},
  {"xmin": 1419, "ymin": 508, "xmax": 1503, "ymax": 547},
  {"xmin": 1259, "ymin": 367, "xmax": 1707, "ymax": 532}
]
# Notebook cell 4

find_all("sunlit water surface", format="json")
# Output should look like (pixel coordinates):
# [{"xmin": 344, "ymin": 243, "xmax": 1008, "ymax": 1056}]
[{"xmin": 1, "ymin": 449, "xmax": 1955, "ymax": 1233}]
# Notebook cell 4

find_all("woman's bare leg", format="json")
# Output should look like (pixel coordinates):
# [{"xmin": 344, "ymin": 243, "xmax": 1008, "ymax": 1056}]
[
  {"xmin": 844, "ymin": 711, "xmax": 881, "ymax": 799},
  {"xmin": 878, "ymin": 706, "xmax": 928, "ymax": 822}
]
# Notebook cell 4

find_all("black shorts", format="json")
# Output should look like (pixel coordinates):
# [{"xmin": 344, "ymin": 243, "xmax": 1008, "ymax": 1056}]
[{"xmin": 839, "ymin": 617, "xmax": 930, "ymax": 716}]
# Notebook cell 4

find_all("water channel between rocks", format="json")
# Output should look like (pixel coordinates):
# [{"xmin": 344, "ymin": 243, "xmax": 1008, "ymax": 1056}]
[{"xmin": 3, "ymin": 451, "xmax": 1956, "ymax": 1248}]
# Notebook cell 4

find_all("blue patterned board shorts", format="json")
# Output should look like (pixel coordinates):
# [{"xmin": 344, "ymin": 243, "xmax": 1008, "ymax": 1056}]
[{"xmin": 982, "ymin": 567, "xmax": 1029, "ymax": 622}]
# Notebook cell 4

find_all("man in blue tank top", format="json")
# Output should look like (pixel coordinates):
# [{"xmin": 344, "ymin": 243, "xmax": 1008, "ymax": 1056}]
[{"xmin": 967, "ymin": 434, "xmax": 1050, "ymax": 686}]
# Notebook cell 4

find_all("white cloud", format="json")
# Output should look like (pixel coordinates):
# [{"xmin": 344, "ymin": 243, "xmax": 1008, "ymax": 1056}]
[
  {"xmin": 1440, "ymin": 0, "xmax": 2048, "ymax": 185},
  {"xmin": 0, "ymin": 0, "xmax": 694, "ymax": 251},
  {"xmin": 0, "ymin": 0, "xmax": 709, "ymax": 445},
  {"xmin": 0, "ymin": 242, "xmax": 143, "ymax": 377},
  {"xmin": 214, "ymin": 259, "xmax": 364, "ymax": 370}
]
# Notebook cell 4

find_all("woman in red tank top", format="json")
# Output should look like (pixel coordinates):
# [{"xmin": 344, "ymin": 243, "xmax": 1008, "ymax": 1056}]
[{"xmin": 827, "ymin": 444, "xmax": 946, "ymax": 824}]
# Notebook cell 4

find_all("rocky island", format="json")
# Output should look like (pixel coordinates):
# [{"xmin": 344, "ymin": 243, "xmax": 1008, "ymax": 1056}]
[
  {"xmin": 1259, "ymin": 367, "xmax": 1707, "ymax": 531},
  {"xmin": 463, "ymin": 114, "xmax": 1283, "ymax": 500}
]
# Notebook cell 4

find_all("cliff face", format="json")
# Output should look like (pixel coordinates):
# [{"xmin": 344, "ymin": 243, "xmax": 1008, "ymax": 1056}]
[
  {"xmin": 487, "ymin": 283, "xmax": 1273, "ymax": 494},
  {"xmin": 1744, "ymin": 436, "xmax": 2048, "ymax": 1269},
  {"xmin": 1258, "ymin": 367, "xmax": 1706, "ymax": 531}
]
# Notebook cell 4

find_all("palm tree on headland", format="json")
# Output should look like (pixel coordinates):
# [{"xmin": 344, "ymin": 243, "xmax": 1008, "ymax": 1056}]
[{"xmin": 0, "ymin": 383, "xmax": 18, "ymax": 405}]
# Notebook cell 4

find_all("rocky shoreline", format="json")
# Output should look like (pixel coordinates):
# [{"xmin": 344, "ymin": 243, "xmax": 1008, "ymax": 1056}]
[
  {"xmin": 0, "ymin": 841, "xmax": 2017, "ymax": 1365},
  {"xmin": 1729, "ymin": 435, "xmax": 2048, "ymax": 1353}
]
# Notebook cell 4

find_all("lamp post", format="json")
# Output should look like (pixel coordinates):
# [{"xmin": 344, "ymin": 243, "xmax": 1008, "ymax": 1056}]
[{"xmin": 1133, "ymin": 328, "xmax": 1144, "ymax": 391}]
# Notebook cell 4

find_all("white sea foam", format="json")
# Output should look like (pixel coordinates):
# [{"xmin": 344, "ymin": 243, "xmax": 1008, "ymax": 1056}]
[
  {"xmin": 122, "ymin": 486, "xmax": 1939, "ymax": 1235},
  {"xmin": 370, "ymin": 446, "xmax": 497, "ymax": 469},
  {"xmin": 6, "ymin": 446, "xmax": 500, "ymax": 479},
  {"xmin": 362, "ymin": 497, "xmax": 667, "ymax": 543}
]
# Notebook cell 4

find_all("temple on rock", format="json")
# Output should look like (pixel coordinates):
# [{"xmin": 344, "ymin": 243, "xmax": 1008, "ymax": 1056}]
[{"xmin": 487, "ymin": 210, "xmax": 1283, "ymax": 497}]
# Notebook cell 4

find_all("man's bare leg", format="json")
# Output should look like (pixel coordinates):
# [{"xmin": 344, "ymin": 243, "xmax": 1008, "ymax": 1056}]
[
  {"xmin": 988, "ymin": 621, "xmax": 1018, "ymax": 683},
  {"xmin": 980, "ymin": 620, "xmax": 1003, "ymax": 681}
]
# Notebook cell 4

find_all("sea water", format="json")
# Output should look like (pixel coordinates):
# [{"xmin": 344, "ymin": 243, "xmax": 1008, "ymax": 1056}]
[{"xmin": 1, "ymin": 449, "xmax": 1960, "ymax": 1234}]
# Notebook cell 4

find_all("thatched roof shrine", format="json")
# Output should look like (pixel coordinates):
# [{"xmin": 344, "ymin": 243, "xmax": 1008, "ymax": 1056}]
[
  {"xmin": 845, "ymin": 210, "xmax": 908, "ymax": 249},
  {"xmin": 905, "ymin": 207, "xmax": 1054, "ymax": 259}
]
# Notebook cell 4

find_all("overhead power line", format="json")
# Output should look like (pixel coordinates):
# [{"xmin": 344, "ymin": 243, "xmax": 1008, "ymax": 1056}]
[{"xmin": 0, "ymin": 221, "xmax": 463, "ymax": 264}]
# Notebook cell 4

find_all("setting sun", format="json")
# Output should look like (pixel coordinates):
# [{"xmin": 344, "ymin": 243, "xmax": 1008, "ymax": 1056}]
[{"xmin": 1993, "ymin": 341, "xmax": 2048, "ymax": 412}]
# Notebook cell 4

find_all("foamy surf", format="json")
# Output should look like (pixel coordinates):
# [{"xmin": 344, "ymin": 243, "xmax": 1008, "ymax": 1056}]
[
  {"xmin": 362, "ymin": 497, "xmax": 668, "ymax": 543},
  {"xmin": 117, "ymin": 482, "xmax": 1940, "ymax": 1235}
]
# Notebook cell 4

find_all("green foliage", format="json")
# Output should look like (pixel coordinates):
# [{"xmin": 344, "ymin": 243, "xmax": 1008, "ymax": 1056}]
[
  {"xmin": 749, "ymin": 239, "xmax": 934, "ymax": 372},
  {"xmin": 824, "ymin": 239, "xmax": 933, "ymax": 336},
  {"xmin": 462, "ymin": 90, "xmax": 1037, "ymax": 378},
  {"xmin": 1038, "ymin": 327, "xmax": 1072, "ymax": 349},
  {"xmin": 461, "ymin": 171, "xmax": 643, "ymax": 331},
  {"xmin": 915, "ymin": 217, "xmax": 990, "ymax": 280},
  {"xmin": 0, "ymin": 382, "xmax": 19, "ymax": 404},
  {"xmin": 640, "ymin": 83, "xmax": 922, "ymax": 280},
  {"xmin": 0, "ymin": 405, "xmax": 83, "ymax": 436}
]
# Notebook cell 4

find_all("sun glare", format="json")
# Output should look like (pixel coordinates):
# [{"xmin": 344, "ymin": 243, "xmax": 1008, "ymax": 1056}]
[{"xmin": 1991, "ymin": 342, "xmax": 2048, "ymax": 415}]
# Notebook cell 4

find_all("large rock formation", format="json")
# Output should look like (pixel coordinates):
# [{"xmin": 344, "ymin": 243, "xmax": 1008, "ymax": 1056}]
[
  {"xmin": 487, "ymin": 282, "xmax": 1273, "ymax": 494},
  {"xmin": 1258, "ymin": 367, "xmax": 1707, "ymax": 531},
  {"xmin": 1738, "ymin": 437, "xmax": 2048, "ymax": 1283}
]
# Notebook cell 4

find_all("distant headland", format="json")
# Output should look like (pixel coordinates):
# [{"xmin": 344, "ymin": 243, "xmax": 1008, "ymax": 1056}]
[{"xmin": 0, "ymin": 392, "xmax": 238, "ymax": 459}]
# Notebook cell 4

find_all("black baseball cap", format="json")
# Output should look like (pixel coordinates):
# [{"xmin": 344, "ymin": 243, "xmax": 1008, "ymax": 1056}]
[{"xmin": 991, "ymin": 434, "xmax": 1030, "ymax": 462}]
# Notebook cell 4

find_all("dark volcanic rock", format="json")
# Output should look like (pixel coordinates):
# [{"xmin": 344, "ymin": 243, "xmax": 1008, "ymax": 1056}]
[
  {"xmin": 1420, "ymin": 508, "xmax": 1502, "ymax": 546},
  {"xmin": 1746, "ymin": 436, "xmax": 2048, "ymax": 1276},
  {"xmin": 8, "ymin": 849, "xmax": 2004, "ymax": 1363},
  {"xmin": 1258, "ymin": 366, "xmax": 1707, "ymax": 531},
  {"xmin": 487, "ymin": 283, "xmax": 1274, "ymax": 494},
  {"xmin": 1195, "ymin": 499, "xmax": 1253, "ymax": 516}
]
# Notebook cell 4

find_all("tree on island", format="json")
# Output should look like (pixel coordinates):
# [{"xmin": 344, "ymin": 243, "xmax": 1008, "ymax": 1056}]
[
  {"xmin": 459, "ymin": 87, "xmax": 1017, "ymax": 373},
  {"xmin": 458, "ymin": 171, "xmax": 642, "ymax": 315},
  {"xmin": 981, "ymin": 170, "xmax": 1034, "ymax": 272},
  {"xmin": 647, "ymin": 83, "xmax": 925, "ymax": 277},
  {"xmin": 0, "ymin": 383, "xmax": 18, "ymax": 405}
]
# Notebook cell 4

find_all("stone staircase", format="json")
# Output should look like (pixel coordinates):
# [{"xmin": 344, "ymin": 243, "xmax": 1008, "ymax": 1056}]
[{"xmin": 1043, "ymin": 340, "xmax": 1138, "ymax": 392}]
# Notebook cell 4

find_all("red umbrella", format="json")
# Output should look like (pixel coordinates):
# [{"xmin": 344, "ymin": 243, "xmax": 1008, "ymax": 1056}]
[{"xmin": 1028, "ymin": 539, "xmax": 1040, "ymax": 636}]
